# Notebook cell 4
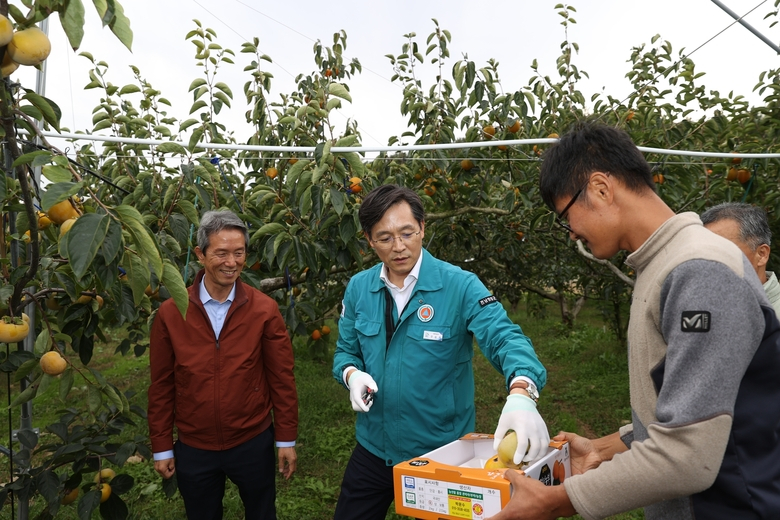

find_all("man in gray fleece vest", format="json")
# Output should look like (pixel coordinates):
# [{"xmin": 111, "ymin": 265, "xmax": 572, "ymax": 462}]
[{"xmin": 487, "ymin": 123, "xmax": 780, "ymax": 520}]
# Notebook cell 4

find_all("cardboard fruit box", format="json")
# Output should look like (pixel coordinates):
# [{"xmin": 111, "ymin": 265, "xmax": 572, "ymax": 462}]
[{"xmin": 393, "ymin": 433, "xmax": 570, "ymax": 520}]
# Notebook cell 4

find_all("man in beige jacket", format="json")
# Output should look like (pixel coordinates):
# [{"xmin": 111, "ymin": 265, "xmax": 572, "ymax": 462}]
[{"xmin": 488, "ymin": 123, "xmax": 780, "ymax": 520}]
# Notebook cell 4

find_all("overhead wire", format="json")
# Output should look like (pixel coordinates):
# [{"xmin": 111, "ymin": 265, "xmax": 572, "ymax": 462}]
[{"xmin": 37, "ymin": 131, "xmax": 780, "ymax": 159}]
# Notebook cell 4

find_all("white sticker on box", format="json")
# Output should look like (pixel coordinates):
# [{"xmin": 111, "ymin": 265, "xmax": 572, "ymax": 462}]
[
  {"xmin": 423, "ymin": 331, "xmax": 443, "ymax": 341},
  {"xmin": 401, "ymin": 475, "xmax": 502, "ymax": 518}
]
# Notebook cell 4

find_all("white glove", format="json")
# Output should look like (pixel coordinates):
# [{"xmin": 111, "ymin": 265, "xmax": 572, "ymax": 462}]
[
  {"xmin": 347, "ymin": 370, "xmax": 378, "ymax": 413},
  {"xmin": 493, "ymin": 394, "xmax": 550, "ymax": 465}
]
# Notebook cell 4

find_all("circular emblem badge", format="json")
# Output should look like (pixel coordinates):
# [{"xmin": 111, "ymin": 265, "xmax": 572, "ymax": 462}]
[{"xmin": 417, "ymin": 304, "xmax": 434, "ymax": 322}]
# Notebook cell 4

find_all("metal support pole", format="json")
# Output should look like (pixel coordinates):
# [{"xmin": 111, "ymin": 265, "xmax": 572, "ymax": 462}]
[
  {"xmin": 8, "ymin": 16, "xmax": 48, "ymax": 520},
  {"xmin": 710, "ymin": 0, "xmax": 780, "ymax": 54}
]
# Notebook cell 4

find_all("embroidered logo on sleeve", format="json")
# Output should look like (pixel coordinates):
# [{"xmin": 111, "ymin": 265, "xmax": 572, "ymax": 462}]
[
  {"xmin": 479, "ymin": 295, "xmax": 499, "ymax": 307},
  {"xmin": 681, "ymin": 311, "xmax": 711, "ymax": 332}
]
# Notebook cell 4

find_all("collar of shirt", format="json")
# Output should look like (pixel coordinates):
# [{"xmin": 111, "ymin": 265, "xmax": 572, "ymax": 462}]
[
  {"xmin": 379, "ymin": 252, "xmax": 423, "ymax": 291},
  {"xmin": 199, "ymin": 277, "xmax": 236, "ymax": 339},
  {"xmin": 380, "ymin": 253, "xmax": 423, "ymax": 318},
  {"xmin": 199, "ymin": 276, "xmax": 236, "ymax": 305}
]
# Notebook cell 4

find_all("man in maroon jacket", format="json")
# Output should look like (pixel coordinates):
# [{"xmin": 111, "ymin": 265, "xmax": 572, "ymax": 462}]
[{"xmin": 148, "ymin": 209, "xmax": 298, "ymax": 520}]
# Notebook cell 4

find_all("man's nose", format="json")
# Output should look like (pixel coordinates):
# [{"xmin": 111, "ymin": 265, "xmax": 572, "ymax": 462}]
[{"xmin": 391, "ymin": 236, "xmax": 406, "ymax": 251}]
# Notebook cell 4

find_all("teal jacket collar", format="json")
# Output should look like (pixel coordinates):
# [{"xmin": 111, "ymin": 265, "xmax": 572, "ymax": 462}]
[{"xmin": 367, "ymin": 249, "xmax": 443, "ymax": 294}]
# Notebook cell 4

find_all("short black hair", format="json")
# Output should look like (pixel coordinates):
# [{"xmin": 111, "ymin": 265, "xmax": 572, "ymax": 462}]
[
  {"xmin": 358, "ymin": 184, "xmax": 425, "ymax": 236},
  {"xmin": 539, "ymin": 122, "xmax": 655, "ymax": 211},
  {"xmin": 701, "ymin": 202, "xmax": 772, "ymax": 249}
]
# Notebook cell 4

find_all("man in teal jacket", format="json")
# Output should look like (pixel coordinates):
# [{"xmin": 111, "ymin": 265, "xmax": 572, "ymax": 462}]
[{"xmin": 332, "ymin": 184, "xmax": 549, "ymax": 520}]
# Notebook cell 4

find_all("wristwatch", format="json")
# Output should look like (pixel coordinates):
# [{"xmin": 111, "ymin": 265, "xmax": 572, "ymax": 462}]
[
  {"xmin": 524, "ymin": 381, "xmax": 539, "ymax": 403},
  {"xmin": 510, "ymin": 379, "xmax": 539, "ymax": 403}
]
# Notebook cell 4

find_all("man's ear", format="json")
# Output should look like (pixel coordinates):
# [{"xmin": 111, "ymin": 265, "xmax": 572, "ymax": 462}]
[
  {"xmin": 194, "ymin": 246, "xmax": 205, "ymax": 262},
  {"xmin": 756, "ymin": 244, "xmax": 770, "ymax": 268},
  {"xmin": 588, "ymin": 172, "xmax": 613, "ymax": 204}
]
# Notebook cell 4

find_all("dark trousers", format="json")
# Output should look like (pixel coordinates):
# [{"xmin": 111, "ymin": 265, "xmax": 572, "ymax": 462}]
[
  {"xmin": 174, "ymin": 427, "xmax": 276, "ymax": 520},
  {"xmin": 333, "ymin": 443, "xmax": 396, "ymax": 520}
]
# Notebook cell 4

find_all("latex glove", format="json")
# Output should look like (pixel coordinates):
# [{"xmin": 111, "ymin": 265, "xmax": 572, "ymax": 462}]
[
  {"xmin": 493, "ymin": 394, "xmax": 550, "ymax": 465},
  {"xmin": 347, "ymin": 370, "xmax": 378, "ymax": 413}
]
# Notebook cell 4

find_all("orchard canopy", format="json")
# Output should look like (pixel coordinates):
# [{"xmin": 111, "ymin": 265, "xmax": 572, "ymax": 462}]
[
  {"xmin": 6, "ymin": 5, "xmax": 780, "ymax": 349},
  {"xmin": 0, "ymin": 0, "xmax": 780, "ymax": 513}
]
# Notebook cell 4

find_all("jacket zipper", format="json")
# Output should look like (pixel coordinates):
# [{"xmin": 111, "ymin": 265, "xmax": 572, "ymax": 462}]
[{"xmin": 193, "ymin": 293, "xmax": 248, "ymax": 448}]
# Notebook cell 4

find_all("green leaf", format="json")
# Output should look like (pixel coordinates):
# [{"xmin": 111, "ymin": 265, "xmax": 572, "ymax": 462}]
[
  {"xmin": 188, "ymin": 126, "xmax": 205, "ymax": 151},
  {"xmin": 12, "ymin": 359, "xmax": 38, "ymax": 383},
  {"xmin": 176, "ymin": 199, "xmax": 199, "ymax": 226},
  {"xmin": 188, "ymin": 78, "xmax": 207, "ymax": 92},
  {"xmin": 178, "ymin": 118, "xmax": 199, "ymax": 133},
  {"xmin": 156, "ymin": 142, "xmax": 187, "ymax": 155},
  {"xmin": 13, "ymin": 150, "xmax": 51, "ymax": 168},
  {"xmin": 113, "ymin": 205, "xmax": 163, "ymax": 279},
  {"xmin": 330, "ymin": 186, "xmax": 346, "ymax": 216},
  {"xmin": 41, "ymin": 182, "xmax": 81, "ymax": 212},
  {"xmin": 250, "ymin": 223, "xmax": 286, "ymax": 244},
  {"xmin": 123, "ymin": 252, "xmax": 150, "ymax": 306},
  {"xmin": 17, "ymin": 428, "xmax": 38, "ymax": 450},
  {"xmin": 23, "ymin": 92, "xmax": 61, "ymax": 130},
  {"xmin": 60, "ymin": 0, "xmax": 86, "ymax": 49},
  {"xmin": 87, "ymin": 384, "xmax": 102, "ymax": 413},
  {"xmin": 34, "ymin": 469, "xmax": 59, "ymax": 505},
  {"xmin": 189, "ymin": 100, "xmax": 207, "ymax": 114},
  {"xmin": 119, "ymin": 84, "xmax": 141, "ymax": 95},
  {"xmin": 101, "ymin": 218, "xmax": 124, "ymax": 265},
  {"xmin": 64, "ymin": 213, "xmax": 111, "ymax": 281},
  {"xmin": 41, "ymin": 165, "xmax": 73, "ymax": 183},
  {"xmin": 105, "ymin": 0, "xmax": 133, "ymax": 51},
  {"xmin": 342, "ymin": 152, "xmax": 365, "ymax": 177},
  {"xmin": 285, "ymin": 159, "xmax": 311, "ymax": 188},
  {"xmin": 8, "ymin": 374, "xmax": 40, "ymax": 408},
  {"xmin": 103, "ymin": 385, "xmax": 124, "ymax": 412},
  {"xmin": 214, "ymin": 82, "xmax": 233, "ymax": 98},
  {"xmin": 339, "ymin": 217, "xmax": 356, "ymax": 245},
  {"xmin": 162, "ymin": 261, "xmax": 189, "ymax": 319},
  {"xmin": 328, "ymin": 83, "xmax": 352, "ymax": 103},
  {"xmin": 33, "ymin": 330, "xmax": 51, "ymax": 357},
  {"xmin": 335, "ymin": 134, "xmax": 359, "ymax": 147},
  {"xmin": 78, "ymin": 488, "xmax": 101, "ymax": 520},
  {"xmin": 59, "ymin": 368, "xmax": 74, "ymax": 400}
]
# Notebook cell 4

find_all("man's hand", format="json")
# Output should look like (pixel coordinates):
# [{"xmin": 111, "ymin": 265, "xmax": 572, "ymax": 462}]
[
  {"xmin": 278, "ymin": 447, "xmax": 297, "ymax": 480},
  {"xmin": 493, "ymin": 394, "xmax": 550, "ymax": 464},
  {"xmin": 347, "ymin": 370, "xmax": 378, "ymax": 412},
  {"xmin": 485, "ymin": 469, "xmax": 576, "ymax": 520},
  {"xmin": 552, "ymin": 431, "xmax": 625, "ymax": 475},
  {"xmin": 154, "ymin": 458, "xmax": 175, "ymax": 479}
]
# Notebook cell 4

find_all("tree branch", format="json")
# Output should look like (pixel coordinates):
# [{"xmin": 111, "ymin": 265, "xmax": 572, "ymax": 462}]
[
  {"xmin": 258, "ymin": 254, "xmax": 376, "ymax": 293},
  {"xmin": 575, "ymin": 240, "xmax": 635, "ymax": 287},
  {"xmin": 426, "ymin": 205, "xmax": 512, "ymax": 221}
]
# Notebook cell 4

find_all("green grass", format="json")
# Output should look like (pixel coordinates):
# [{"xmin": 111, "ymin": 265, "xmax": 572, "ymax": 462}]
[{"xmin": 0, "ymin": 297, "xmax": 642, "ymax": 519}]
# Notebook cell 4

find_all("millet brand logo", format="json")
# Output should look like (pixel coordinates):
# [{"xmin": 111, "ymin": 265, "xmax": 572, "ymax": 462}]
[{"xmin": 681, "ymin": 311, "xmax": 711, "ymax": 332}]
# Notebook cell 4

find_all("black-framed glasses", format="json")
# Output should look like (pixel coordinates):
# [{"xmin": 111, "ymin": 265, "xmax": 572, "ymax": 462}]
[
  {"xmin": 555, "ymin": 180, "xmax": 590, "ymax": 233},
  {"xmin": 371, "ymin": 230, "xmax": 422, "ymax": 250}
]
